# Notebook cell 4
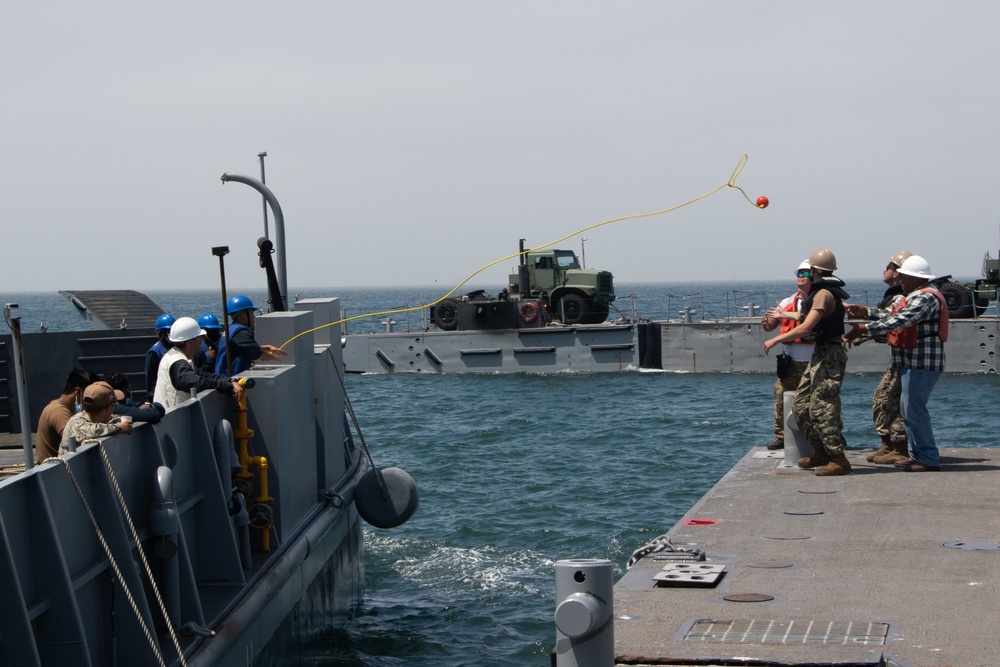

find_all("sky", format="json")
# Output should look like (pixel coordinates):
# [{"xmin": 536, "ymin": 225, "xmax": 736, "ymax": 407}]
[{"xmin": 3, "ymin": 1, "xmax": 999, "ymax": 295}]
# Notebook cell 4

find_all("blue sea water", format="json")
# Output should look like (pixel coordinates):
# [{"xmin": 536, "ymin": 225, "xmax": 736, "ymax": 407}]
[{"xmin": 3, "ymin": 282, "xmax": 997, "ymax": 666}]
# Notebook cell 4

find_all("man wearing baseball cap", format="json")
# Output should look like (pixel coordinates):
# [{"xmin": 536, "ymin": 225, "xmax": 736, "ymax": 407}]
[
  {"xmin": 845, "ymin": 255, "xmax": 948, "ymax": 472},
  {"xmin": 58, "ymin": 381, "xmax": 134, "ymax": 456},
  {"xmin": 154, "ymin": 317, "xmax": 244, "ymax": 410}
]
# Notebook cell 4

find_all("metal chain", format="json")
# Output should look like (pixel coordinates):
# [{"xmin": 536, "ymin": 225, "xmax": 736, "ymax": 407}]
[{"xmin": 627, "ymin": 533, "xmax": 704, "ymax": 569}]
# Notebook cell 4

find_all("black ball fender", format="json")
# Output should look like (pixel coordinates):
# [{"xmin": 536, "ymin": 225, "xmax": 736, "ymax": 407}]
[{"xmin": 355, "ymin": 466, "xmax": 419, "ymax": 529}]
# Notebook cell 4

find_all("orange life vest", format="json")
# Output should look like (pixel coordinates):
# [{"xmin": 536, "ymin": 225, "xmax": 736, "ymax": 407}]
[
  {"xmin": 778, "ymin": 294, "xmax": 811, "ymax": 344},
  {"xmin": 886, "ymin": 287, "xmax": 949, "ymax": 349}
]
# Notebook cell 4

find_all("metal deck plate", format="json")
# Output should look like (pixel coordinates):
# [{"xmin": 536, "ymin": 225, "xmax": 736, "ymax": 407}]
[{"xmin": 654, "ymin": 563, "xmax": 726, "ymax": 586}]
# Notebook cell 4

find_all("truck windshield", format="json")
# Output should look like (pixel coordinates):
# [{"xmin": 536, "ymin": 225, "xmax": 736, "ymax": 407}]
[{"xmin": 553, "ymin": 251, "xmax": 580, "ymax": 270}]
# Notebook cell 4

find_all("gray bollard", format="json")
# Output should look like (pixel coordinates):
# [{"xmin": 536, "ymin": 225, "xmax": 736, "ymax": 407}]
[
  {"xmin": 783, "ymin": 391, "xmax": 810, "ymax": 466},
  {"xmin": 554, "ymin": 559, "xmax": 614, "ymax": 667}
]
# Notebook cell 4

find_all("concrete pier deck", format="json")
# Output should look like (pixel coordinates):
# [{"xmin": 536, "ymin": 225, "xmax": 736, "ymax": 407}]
[{"xmin": 614, "ymin": 447, "xmax": 1000, "ymax": 667}]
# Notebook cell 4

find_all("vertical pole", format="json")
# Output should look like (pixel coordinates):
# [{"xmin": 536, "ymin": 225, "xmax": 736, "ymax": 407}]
[
  {"xmin": 213, "ymin": 247, "xmax": 234, "ymax": 377},
  {"xmin": 581, "ymin": 237, "xmax": 587, "ymax": 269},
  {"xmin": 6, "ymin": 305, "xmax": 34, "ymax": 469},
  {"xmin": 258, "ymin": 151, "xmax": 269, "ymax": 239}
]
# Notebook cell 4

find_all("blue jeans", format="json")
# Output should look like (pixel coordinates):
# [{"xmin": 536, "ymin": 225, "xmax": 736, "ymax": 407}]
[{"xmin": 900, "ymin": 368, "xmax": 941, "ymax": 466}]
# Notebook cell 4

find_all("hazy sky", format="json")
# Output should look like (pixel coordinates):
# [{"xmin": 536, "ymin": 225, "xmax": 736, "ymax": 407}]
[{"xmin": 3, "ymin": 2, "xmax": 998, "ymax": 294}]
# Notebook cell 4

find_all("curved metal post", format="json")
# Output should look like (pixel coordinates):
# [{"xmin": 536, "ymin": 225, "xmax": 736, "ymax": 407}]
[{"xmin": 220, "ymin": 173, "xmax": 287, "ymax": 311}]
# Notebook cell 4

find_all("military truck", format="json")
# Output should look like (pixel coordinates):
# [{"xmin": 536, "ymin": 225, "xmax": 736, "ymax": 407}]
[
  {"xmin": 938, "ymin": 250, "xmax": 999, "ymax": 318},
  {"xmin": 431, "ymin": 240, "xmax": 616, "ymax": 330}
]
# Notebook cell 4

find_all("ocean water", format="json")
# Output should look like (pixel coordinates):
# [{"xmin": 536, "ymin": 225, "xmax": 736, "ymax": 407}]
[{"xmin": 3, "ymin": 282, "xmax": 997, "ymax": 666}]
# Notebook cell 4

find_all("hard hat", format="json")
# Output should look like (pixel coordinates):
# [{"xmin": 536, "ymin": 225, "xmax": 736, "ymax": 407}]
[
  {"xmin": 887, "ymin": 251, "xmax": 913, "ymax": 268},
  {"xmin": 797, "ymin": 259, "xmax": 811, "ymax": 271},
  {"xmin": 167, "ymin": 317, "xmax": 207, "ymax": 344},
  {"xmin": 897, "ymin": 255, "xmax": 936, "ymax": 281},
  {"xmin": 228, "ymin": 295, "xmax": 256, "ymax": 315},
  {"xmin": 198, "ymin": 312, "xmax": 222, "ymax": 330},
  {"xmin": 809, "ymin": 248, "xmax": 838, "ymax": 272},
  {"xmin": 155, "ymin": 313, "xmax": 176, "ymax": 331}
]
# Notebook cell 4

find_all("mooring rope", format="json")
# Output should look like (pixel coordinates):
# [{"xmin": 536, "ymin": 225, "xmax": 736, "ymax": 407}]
[{"xmin": 57, "ymin": 456, "xmax": 169, "ymax": 667}]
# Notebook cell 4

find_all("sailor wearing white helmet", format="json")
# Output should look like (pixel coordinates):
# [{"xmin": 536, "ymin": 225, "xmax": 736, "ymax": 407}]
[
  {"xmin": 845, "ymin": 255, "xmax": 948, "ymax": 472},
  {"xmin": 154, "ymin": 317, "xmax": 244, "ymax": 410}
]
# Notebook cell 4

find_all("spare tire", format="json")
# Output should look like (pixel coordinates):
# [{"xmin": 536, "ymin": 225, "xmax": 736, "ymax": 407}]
[
  {"xmin": 939, "ymin": 282, "xmax": 973, "ymax": 319},
  {"xmin": 432, "ymin": 299, "xmax": 460, "ymax": 330}
]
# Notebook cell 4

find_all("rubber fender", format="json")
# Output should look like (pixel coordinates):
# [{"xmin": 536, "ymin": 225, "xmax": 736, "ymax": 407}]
[{"xmin": 356, "ymin": 466, "xmax": 419, "ymax": 529}]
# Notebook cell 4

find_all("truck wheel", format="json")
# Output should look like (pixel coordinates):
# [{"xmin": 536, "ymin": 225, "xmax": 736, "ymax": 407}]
[
  {"xmin": 939, "ymin": 282, "xmax": 973, "ymax": 318},
  {"xmin": 433, "ymin": 299, "xmax": 460, "ymax": 330},
  {"xmin": 556, "ymin": 294, "xmax": 587, "ymax": 325}
]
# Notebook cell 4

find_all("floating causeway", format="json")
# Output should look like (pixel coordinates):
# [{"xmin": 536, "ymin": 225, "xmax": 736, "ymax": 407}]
[{"xmin": 614, "ymin": 446, "xmax": 1000, "ymax": 667}]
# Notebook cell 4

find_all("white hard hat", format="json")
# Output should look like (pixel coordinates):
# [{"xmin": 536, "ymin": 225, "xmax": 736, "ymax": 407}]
[
  {"xmin": 797, "ymin": 260, "xmax": 811, "ymax": 271},
  {"xmin": 168, "ymin": 317, "xmax": 207, "ymax": 343},
  {"xmin": 897, "ymin": 255, "xmax": 936, "ymax": 281}
]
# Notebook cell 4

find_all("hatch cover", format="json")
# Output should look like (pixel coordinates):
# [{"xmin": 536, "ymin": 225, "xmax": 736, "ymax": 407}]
[{"xmin": 685, "ymin": 618, "xmax": 889, "ymax": 646}]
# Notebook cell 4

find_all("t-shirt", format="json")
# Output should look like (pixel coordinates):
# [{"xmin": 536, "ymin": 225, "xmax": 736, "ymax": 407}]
[{"xmin": 36, "ymin": 399, "xmax": 72, "ymax": 463}]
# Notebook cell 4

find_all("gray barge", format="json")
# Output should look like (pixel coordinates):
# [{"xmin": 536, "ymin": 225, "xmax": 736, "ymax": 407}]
[{"xmin": 0, "ymin": 298, "xmax": 381, "ymax": 665}]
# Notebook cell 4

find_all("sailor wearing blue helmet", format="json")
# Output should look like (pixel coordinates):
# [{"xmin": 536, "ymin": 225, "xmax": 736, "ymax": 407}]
[
  {"xmin": 194, "ymin": 313, "xmax": 224, "ymax": 373},
  {"xmin": 215, "ymin": 296, "xmax": 287, "ymax": 375},
  {"xmin": 144, "ymin": 313, "xmax": 175, "ymax": 399}
]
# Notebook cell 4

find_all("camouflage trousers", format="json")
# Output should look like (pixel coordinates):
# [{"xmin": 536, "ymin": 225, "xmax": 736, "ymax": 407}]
[
  {"xmin": 792, "ymin": 344, "xmax": 847, "ymax": 455},
  {"xmin": 772, "ymin": 359, "xmax": 810, "ymax": 438},
  {"xmin": 872, "ymin": 367, "xmax": 907, "ymax": 446}
]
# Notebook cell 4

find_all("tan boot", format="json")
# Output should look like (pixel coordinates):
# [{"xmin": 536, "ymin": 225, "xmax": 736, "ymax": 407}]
[
  {"xmin": 866, "ymin": 436, "xmax": 892, "ymax": 463},
  {"xmin": 872, "ymin": 441, "xmax": 909, "ymax": 465},
  {"xmin": 798, "ymin": 448, "xmax": 831, "ymax": 469},
  {"xmin": 815, "ymin": 452, "xmax": 852, "ymax": 476}
]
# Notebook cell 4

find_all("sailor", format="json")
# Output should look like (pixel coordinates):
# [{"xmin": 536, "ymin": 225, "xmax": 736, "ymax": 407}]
[
  {"xmin": 845, "ymin": 255, "xmax": 948, "ymax": 472},
  {"xmin": 763, "ymin": 248, "xmax": 851, "ymax": 476},
  {"xmin": 844, "ymin": 251, "xmax": 913, "ymax": 464},
  {"xmin": 35, "ymin": 368, "xmax": 94, "ymax": 463},
  {"xmin": 215, "ymin": 295, "xmax": 287, "ymax": 376},
  {"xmin": 194, "ymin": 312, "xmax": 224, "ymax": 373},
  {"xmin": 59, "ymin": 381, "xmax": 134, "ymax": 456},
  {"xmin": 144, "ymin": 313, "xmax": 175, "ymax": 400},
  {"xmin": 154, "ymin": 317, "xmax": 244, "ymax": 410},
  {"xmin": 760, "ymin": 260, "xmax": 815, "ymax": 450}
]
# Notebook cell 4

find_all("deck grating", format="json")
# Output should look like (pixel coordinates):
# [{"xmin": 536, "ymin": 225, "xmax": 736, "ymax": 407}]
[{"xmin": 685, "ymin": 618, "xmax": 889, "ymax": 646}]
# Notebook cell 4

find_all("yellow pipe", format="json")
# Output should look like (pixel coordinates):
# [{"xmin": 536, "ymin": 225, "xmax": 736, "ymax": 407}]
[{"xmin": 232, "ymin": 377, "xmax": 274, "ymax": 552}]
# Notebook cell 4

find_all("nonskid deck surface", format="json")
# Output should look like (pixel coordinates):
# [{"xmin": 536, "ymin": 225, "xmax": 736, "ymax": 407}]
[{"xmin": 614, "ymin": 447, "xmax": 1000, "ymax": 667}]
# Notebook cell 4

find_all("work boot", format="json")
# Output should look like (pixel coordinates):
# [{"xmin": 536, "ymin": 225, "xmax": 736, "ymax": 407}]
[
  {"xmin": 767, "ymin": 437, "xmax": 784, "ymax": 451},
  {"xmin": 871, "ymin": 441, "xmax": 909, "ymax": 465},
  {"xmin": 815, "ymin": 452, "xmax": 852, "ymax": 476},
  {"xmin": 797, "ymin": 448, "xmax": 831, "ymax": 469},
  {"xmin": 866, "ymin": 436, "xmax": 892, "ymax": 463}
]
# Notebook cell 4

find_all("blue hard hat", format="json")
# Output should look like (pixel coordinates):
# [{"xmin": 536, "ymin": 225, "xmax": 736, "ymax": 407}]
[
  {"xmin": 228, "ymin": 295, "xmax": 256, "ymax": 315},
  {"xmin": 198, "ymin": 313, "xmax": 222, "ymax": 330},
  {"xmin": 155, "ymin": 314, "xmax": 176, "ymax": 331}
]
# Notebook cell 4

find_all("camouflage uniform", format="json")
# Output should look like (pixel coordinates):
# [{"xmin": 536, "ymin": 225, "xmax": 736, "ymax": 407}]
[
  {"xmin": 792, "ymin": 343, "xmax": 847, "ymax": 455},
  {"xmin": 872, "ymin": 367, "xmax": 906, "ymax": 446},
  {"xmin": 772, "ymin": 360, "xmax": 809, "ymax": 439},
  {"xmin": 58, "ymin": 411, "xmax": 122, "ymax": 456}
]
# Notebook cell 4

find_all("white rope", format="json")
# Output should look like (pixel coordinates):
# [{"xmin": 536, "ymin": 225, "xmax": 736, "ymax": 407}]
[
  {"xmin": 99, "ymin": 446, "xmax": 189, "ymax": 667},
  {"xmin": 58, "ymin": 457, "xmax": 168, "ymax": 667}
]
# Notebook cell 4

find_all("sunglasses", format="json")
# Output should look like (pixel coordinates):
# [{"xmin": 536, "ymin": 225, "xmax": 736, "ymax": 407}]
[
  {"xmin": 885, "ymin": 263, "xmax": 899, "ymax": 271},
  {"xmin": 796, "ymin": 269, "xmax": 812, "ymax": 279}
]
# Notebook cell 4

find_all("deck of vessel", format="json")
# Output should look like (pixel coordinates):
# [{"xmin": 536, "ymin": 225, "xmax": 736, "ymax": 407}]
[{"xmin": 614, "ymin": 446, "xmax": 1000, "ymax": 667}]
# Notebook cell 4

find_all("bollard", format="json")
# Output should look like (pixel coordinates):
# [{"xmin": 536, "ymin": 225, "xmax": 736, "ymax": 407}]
[
  {"xmin": 554, "ymin": 559, "xmax": 614, "ymax": 667},
  {"xmin": 783, "ymin": 391, "xmax": 810, "ymax": 466}
]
